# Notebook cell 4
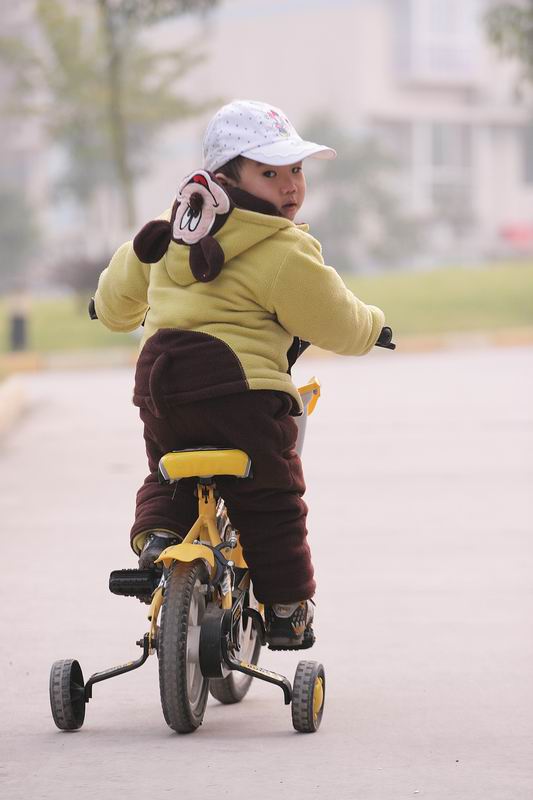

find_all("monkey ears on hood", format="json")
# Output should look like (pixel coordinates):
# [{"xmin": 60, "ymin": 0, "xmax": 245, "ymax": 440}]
[{"xmin": 132, "ymin": 170, "xmax": 298, "ymax": 285}]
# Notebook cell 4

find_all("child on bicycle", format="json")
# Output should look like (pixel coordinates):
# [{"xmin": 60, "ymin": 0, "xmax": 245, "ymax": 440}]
[{"xmin": 94, "ymin": 99, "xmax": 386, "ymax": 649}]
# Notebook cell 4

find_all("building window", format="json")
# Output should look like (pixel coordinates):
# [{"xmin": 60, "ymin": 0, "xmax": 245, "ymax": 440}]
[
  {"xmin": 420, "ymin": 122, "xmax": 473, "ymax": 226},
  {"xmin": 431, "ymin": 122, "xmax": 470, "ymax": 169},
  {"xmin": 395, "ymin": 0, "xmax": 482, "ymax": 83},
  {"xmin": 374, "ymin": 120, "xmax": 473, "ymax": 224}
]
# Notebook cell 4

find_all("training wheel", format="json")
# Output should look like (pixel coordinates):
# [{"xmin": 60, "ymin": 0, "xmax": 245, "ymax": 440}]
[
  {"xmin": 291, "ymin": 660, "xmax": 325, "ymax": 733},
  {"xmin": 49, "ymin": 659, "xmax": 86, "ymax": 730}
]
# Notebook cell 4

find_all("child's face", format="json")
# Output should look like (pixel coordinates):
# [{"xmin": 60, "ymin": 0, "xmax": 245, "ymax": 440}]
[{"xmin": 217, "ymin": 159, "xmax": 306, "ymax": 221}]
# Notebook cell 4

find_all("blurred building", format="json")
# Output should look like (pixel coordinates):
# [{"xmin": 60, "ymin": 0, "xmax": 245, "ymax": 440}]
[
  {"xmin": 164, "ymin": 0, "xmax": 532, "ymax": 265},
  {"xmin": 2, "ymin": 0, "xmax": 533, "ymax": 274},
  {"xmin": 367, "ymin": 0, "xmax": 533, "ymax": 261}
]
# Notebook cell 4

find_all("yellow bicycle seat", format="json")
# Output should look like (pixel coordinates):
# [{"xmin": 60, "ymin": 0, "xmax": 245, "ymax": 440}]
[{"xmin": 158, "ymin": 448, "xmax": 251, "ymax": 482}]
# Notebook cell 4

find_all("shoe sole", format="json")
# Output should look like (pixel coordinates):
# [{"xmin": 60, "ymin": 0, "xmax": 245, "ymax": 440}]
[{"xmin": 266, "ymin": 627, "xmax": 315, "ymax": 651}]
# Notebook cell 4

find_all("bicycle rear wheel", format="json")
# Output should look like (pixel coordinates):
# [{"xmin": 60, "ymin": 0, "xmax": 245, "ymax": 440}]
[
  {"xmin": 209, "ymin": 591, "xmax": 261, "ymax": 704},
  {"xmin": 158, "ymin": 560, "xmax": 209, "ymax": 733}
]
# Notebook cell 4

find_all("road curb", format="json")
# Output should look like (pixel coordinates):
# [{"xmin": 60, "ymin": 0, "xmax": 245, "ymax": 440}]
[
  {"xmin": 0, "ymin": 328, "xmax": 532, "ymax": 377},
  {"xmin": 395, "ymin": 327, "xmax": 533, "ymax": 353},
  {"xmin": 0, "ymin": 348, "xmax": 137, "ymax": 374}
]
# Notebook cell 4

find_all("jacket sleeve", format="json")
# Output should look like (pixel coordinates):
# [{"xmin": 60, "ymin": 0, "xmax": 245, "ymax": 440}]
[
  {"xmin": 94, "ymin": 241, "xmax": 150, "ymax": 332},
  {"xmin": 267, "ymin": 235, "xmax": 385, "ymax": 356}
]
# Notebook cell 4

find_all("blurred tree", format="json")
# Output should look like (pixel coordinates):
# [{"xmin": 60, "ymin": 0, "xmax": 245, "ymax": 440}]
[
  {"xmin": 0, "ymin": 187, "xmax": 39, "ymax": 292},
  {"xmin": 485, "ymin": 1, "xmax": 533, "ymax": 91},
  {"xmin": 302, "ymin": 118, "xmax": 422, "ymax": 272},
  {"xmin": 0, "ymin": 0, "xmax": 220, "ymax": 228},
  {"xmin": 53, "ymin": 251, "xmax": 112, "ymax": 300}
]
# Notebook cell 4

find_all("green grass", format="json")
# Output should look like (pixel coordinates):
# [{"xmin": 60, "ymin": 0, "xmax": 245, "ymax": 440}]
[
  {"xmin": 0, "ymin": 295, "xmax": 138, "ymax": 353},
  {"xmin": 0, "ymin": 262, "xmax": 532, "ymax": 353},
  {"xmin": 344, "ymin": 261, "xmax": 533, "ymax": 335}
]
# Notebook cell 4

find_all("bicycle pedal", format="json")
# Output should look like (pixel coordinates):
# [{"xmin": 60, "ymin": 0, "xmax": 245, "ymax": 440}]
[{"xmin": 109, "ymin": 568, "xmax": 159, "ymax": 603}]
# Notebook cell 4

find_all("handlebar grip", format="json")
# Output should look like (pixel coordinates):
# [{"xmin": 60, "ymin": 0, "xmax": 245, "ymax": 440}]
[
  {"xmin": 375, "ymin": 326, "xmax": 396, "ymax": 350},
  {"xmin": 88, "ymin": 297, "xmax": 98, "ymax": 320}
]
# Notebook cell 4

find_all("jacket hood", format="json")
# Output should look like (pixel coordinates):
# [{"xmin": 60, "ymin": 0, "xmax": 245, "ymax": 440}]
[
  {"xmin": 164, "ymin": 210, "xmax": 293, "ymax": 287},
  {"xmin": 132, "ymin": 173, "xmax": 310, "ymax": 286}
]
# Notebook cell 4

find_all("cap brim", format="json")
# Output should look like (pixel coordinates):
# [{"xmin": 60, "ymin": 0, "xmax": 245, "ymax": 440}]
[{"xmin": 241, "ymin": 137, "xmax": 336, "ymax": 166}]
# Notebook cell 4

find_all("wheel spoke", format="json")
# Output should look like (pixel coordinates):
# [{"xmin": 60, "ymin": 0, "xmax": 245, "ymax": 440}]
[{"xmin": 186, "ymin": 625, "xmax": 201, "ymax": 664}]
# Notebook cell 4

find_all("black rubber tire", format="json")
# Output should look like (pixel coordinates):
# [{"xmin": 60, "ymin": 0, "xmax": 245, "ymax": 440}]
[
  {"xmin": 291, "ymin": 660, "xmax": 325, "ymax": 733},
  {"xmin": 49, "ymin": 659, "xmax": 86, "ymax": 731},
  {"xmin": 158, "ymin": 560, "xmax": 210, "ymax": 733}
]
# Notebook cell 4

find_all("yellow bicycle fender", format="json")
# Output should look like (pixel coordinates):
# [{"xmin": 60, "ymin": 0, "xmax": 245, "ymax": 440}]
[{"xmin": 155, "ymin": 542, "xmax": 216, "ymax": 575}]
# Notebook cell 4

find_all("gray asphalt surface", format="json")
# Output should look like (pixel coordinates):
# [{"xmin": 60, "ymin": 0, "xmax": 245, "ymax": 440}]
[{"xmin": 1, "ymin": 346, "xmax": 532, "ymax": 799}]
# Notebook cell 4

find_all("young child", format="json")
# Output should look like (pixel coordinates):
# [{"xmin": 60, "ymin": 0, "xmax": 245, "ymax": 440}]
[{"xmin": 94, "ymin": 99, "xmax": 386, "ymax": 649}]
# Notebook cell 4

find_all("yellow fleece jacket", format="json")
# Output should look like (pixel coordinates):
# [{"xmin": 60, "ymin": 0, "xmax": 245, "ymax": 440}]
[{"xmin": 95, "ymin": 206, "xmax": 385, "ymax": 413}]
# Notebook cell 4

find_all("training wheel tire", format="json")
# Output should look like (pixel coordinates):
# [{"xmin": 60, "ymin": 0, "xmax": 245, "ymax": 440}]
[
  {"xmin": 291, "ymin": 660, "xmax": 325, "ymax": 733},
  {"xmin": 49, "ymin": 659, "xmax": 86, "ymax": 730}
]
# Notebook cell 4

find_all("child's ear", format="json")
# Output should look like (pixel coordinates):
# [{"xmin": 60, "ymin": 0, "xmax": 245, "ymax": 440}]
[{"xmin": 215, "ymin": 172, "xmax": 236, "ymax": 188}]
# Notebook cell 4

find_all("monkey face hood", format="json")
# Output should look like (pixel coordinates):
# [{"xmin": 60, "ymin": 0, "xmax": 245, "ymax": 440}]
[
  {"xmin": 132, "ymin": 172, "xmax": 300, "ymax": 287},
  {"xmin": 163, "ymin": 206, "xmax": 295, "ymax": 287}
]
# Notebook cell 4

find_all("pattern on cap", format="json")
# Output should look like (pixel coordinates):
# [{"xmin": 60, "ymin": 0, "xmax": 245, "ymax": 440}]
[{"xmin": 203, "ymin": 100, "xmax": 298, "ymax": 171}]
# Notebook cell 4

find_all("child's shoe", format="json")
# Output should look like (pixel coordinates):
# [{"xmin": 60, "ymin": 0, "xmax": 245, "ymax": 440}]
[
  {"xmin": 265, "ymin": 600, "xmax": 315, "ymax": 650},
  {"xmin": 138, "ymin": 531, "xmax": 181, "ymax": 569}
]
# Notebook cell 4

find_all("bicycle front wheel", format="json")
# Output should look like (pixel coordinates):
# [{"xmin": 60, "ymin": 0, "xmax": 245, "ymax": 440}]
[{"xmin": 158, "ymin": 560, "xmax": 209, "ymax": 733}]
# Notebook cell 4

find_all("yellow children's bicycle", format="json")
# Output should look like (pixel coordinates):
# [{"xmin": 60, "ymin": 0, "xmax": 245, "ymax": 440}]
[
  {"xmin": 49, "ymin": 325, "xmax": 394, "ymax": 735},
  {"xmin": 49, "ymin": 379, "xmax": 325, "ymax": 734}
]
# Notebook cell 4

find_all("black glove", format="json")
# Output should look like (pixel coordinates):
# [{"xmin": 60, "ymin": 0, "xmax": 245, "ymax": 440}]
[{"xmin": 375, "ymin": 326, "xmax": 396, "ymax": 350}]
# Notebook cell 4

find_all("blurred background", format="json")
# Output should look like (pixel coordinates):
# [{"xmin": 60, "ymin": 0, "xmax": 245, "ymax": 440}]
[
  {"xmin": 0, "ymin": 0, "xmax": 532, "ymax": 364},
  {"xmin": 1, "ymin": 7, "xmax": 532, "ymax": 788}
]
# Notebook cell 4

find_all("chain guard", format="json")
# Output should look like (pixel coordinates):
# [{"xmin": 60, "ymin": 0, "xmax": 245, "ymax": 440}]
[{"xmin": 199, "ymin": 605, "xmax": 232, "ymax": 678}]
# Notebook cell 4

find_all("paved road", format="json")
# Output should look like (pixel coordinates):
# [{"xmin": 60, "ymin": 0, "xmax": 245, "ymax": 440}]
[{"xmin": 1, "ymin": 346, "xmax": 532, "ymax": 799}]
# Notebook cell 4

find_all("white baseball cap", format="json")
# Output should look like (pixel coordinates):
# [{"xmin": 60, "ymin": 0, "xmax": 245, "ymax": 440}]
[{"xmin": 203, "ymin": 99, "xmax": 336, "ymax": 173}]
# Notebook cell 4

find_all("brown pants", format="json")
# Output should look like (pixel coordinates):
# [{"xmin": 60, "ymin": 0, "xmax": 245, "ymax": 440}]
[{"xmin": 131, "ymin": 390, "xmax": 315, "ymax": 604}]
